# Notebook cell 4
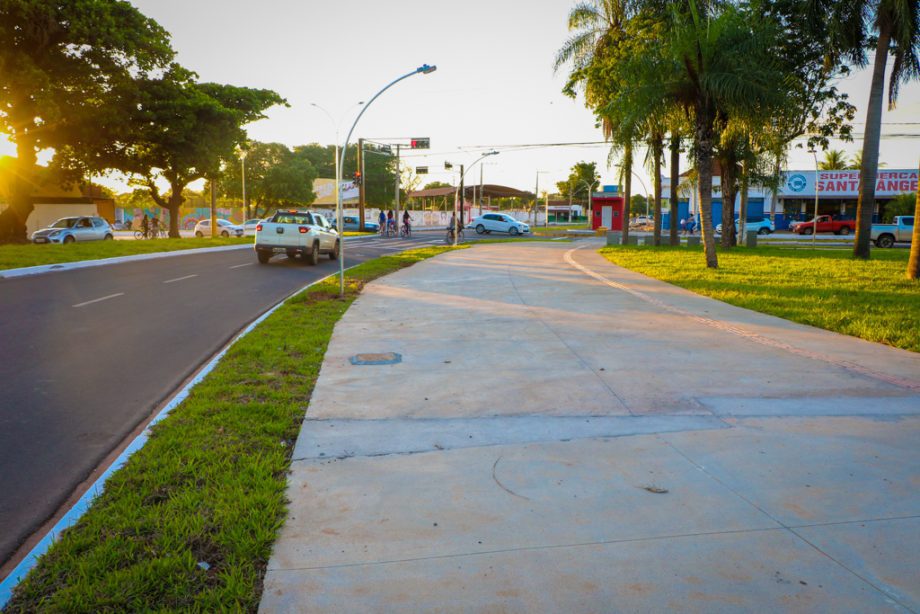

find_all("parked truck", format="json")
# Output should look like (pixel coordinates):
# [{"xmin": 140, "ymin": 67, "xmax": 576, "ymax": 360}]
[
  {"xmin": 871, "ymin": 216, "xmax": 914, "ymax": 248},
  {"xmin": 791, "ymin": 215, "xmax": 857, "ymax": 235},
  {"xmin": 254, "ymin": 209, "xmax": 340, "ymax": 264}
]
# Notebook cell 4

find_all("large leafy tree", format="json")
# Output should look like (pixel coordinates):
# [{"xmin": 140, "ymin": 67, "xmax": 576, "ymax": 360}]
[
  {"xmin": 556, "ymin": 161, "xmax": 601, "ymax": 205},
  {"xmin": 221, "ymin": 142, "xmax": 316, "ymax": 218},
  {"xmin": 89, "ymin": 67, "xmax": 285, "ymax": 237},
  {"xmin": 826, "ymin": 0, "xmax": 920, "ymax": 259},
  {"xmin": 294, "ymin": 143, "xmax": 397, "ymax": 207},
  {"xmin": 0, "ymin": 0, "xmax": 173, "ymax": 242}
]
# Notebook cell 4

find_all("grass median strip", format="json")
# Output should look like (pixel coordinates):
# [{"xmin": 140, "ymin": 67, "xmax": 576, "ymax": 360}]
[
  {"xmin": 5, "ymin": 245, "xmax": 465, "ymax": 612},
  {"xmin": 599, "ymin": 245, "xmax": 919, "ymax": 352},
  {"xmin": 0, "ymin": 237, "xmax": 252, "ymax": 271}
]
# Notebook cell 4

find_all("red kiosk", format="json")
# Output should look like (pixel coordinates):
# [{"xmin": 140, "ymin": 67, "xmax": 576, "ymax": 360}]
[{"xmin": 591, "ymin": 193, "xmax": 625, "ymax": 231}]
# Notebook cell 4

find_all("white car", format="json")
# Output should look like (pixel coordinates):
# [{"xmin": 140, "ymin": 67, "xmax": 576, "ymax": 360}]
[
  {"xmin": 469, "ymin": 213, "xmax": 530, "ymax": 236},
  {"xmin": 254, "ymin": 209, "xmax": 340, "ymax": 264},
  {"xmin": 716, "ymin": 219, "xmax": 775, "ymax": 235},
  {"xmin": 243, "ymin": 218, "xmax": 263, "ymax": 236},
  {"xmin": 194, "ymin": 218, "xmax": 244, "ymax": 237}
]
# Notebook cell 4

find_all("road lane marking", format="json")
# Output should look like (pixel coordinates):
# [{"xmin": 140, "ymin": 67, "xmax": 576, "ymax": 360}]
[
  {"xmin": 229, "ymin": 263, "xmax": 254, "ymax": 269},
  {"xmin": 72, "ymin": 293, "xmax": 124, "ymax": 308},
  {"xmin": 163, "ymin": 274, "xmax": 198, "ymax": 284}
]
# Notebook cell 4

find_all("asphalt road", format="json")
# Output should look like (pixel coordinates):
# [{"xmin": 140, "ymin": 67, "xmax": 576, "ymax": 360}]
[{"xmin": 0, "ymin": 232, "xmax": 455, "ymax": 567}]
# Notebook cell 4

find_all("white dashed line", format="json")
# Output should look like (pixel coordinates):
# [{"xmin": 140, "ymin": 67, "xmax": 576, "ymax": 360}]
[
  {"xmin": 229, "ymin": 263, "xmax": 254, "ymax": 269},
  {"xmin": 163, "ymin": 274, "xmax": 198, "ymax": 284},
  {"xmin": 72, "ymin": 293, "xmax": 124, "ymax": 308}
]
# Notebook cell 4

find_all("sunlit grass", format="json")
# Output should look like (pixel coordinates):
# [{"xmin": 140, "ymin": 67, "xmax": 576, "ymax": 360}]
[
  {"xmin": 599, "ymin": 245, "xmax": 919, "ymax": 352},
  {"xmin": 0, "ymin": 237, "xmax": 252, "ymax": 271},
  {"xmin": 4, "ymin": 245, "xmax": 465, "ymax": 612}
]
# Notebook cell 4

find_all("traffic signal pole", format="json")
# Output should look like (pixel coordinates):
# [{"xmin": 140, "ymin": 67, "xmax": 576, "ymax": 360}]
[{"xmin": 395, "ymin": 144, "xmax": 401, "ymax": 225}]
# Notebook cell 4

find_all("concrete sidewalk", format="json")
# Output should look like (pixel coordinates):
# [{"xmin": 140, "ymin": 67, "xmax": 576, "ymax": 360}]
[{"xmin": 261, "ymin": 240, "xmax": 920, "ymax": 613}]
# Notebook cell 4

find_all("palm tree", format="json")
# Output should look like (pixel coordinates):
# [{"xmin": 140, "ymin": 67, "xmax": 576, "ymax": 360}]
[
  {"xmin": 820, "ymin": 149, "xmax": 849, "ymax": 170},
  {"xmin": 907, "ymin": 158, "xmax": 920, "ymax": 279},
  {"xmin": 828, "ymin": 0, "xmax": 920, "ymax": 259}
]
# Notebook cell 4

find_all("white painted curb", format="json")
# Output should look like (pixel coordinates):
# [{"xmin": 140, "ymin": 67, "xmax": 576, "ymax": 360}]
[
  {"xmin": 0, "ymin": 267, "xmax": 355, "ymax": 608},
  {"xmin": 0, "ymin": 244, "xmax": 252, "ymax": 280}
]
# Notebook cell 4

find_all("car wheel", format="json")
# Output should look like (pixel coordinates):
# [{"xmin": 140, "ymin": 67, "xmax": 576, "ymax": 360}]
[
  {"xmin": 330, "ymin": 240, "xmax": 340, "ymax": 260},
  {"xmin": 509, "ymin": 226, "xmax": 520, "ymax": 236},
  {"xmin": 804, "ymin": 228, "xmax": 813, "ymax": 235},
  {"xmin": 305, "ymin": 241, "xmax": 319, "ymax": 265},
  {"xmin": 63, "ymin": 235, "xmax": 75, "ymax": 244},
  {"xmin": 221, "ymin": 230, "xmax": 229, "ymax": 237},
  {"xmin": 876, "ymin": 234, "xmax": 895, "ymax": 248},
  {"xmin": 476, "ymin": 224, "xmax": 485, "ymax": 234},
  {"xmin": 257, "ymin": 250, "xmax": 272, "ymax": 264},
  {"xmin": 195, "ymin": 231, "xmax": 203, "ymax": 238},
  {"xmin": 104, "ymin": 233, "xmax": 114, "ymax": 240},
  {"xmin": 838, "ymin": 226, "xmax": 850, "ymax": 235},
  {"xmin": 758, "ymin": 227, "xmax": 770, "ymax": 235}
]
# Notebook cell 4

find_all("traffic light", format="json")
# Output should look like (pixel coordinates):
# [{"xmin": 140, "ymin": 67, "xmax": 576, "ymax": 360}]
[
  {"xmin": 410, "ymin": 137, "xmax": 430, "ymax": 149},
  {"xmin": 444, "ymin": 161, "xmax": 453, "ymax": 170},
  {"xmin": 416, "ymin": 166, "xmax": 428, "ymax": 174},
  {"xmin": 353, "ymin": 171, "xmax": 362, "ymax": 185}
]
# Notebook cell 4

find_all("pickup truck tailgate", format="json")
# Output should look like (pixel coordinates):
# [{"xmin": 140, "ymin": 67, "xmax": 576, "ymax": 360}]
[{"xmin": 256, "ymin": 223, "xmax": 294, "ymax": 246}]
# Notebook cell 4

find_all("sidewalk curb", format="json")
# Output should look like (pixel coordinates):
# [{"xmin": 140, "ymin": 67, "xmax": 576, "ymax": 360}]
[
  {"xmin": 0, "ymin": 244, "xmax": 251, "ymax": 280},
  {"xmin": 0, "ymin": 268, "xmax": 353, "ymax": 608}
]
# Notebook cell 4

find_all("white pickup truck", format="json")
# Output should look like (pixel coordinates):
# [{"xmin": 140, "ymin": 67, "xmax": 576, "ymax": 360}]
[
  {"xmin": 254, "ymin": 210, "xmax": 340, "ymax": 264},
  {"xmin": 871, "ymin": 216, "xmax": 914, "ymax": 248}
]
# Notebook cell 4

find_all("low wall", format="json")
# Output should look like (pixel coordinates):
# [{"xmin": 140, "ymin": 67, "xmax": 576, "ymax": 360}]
[{"xmin": 312, "ymin": 208, "xmax": 549, "ymax": 228}]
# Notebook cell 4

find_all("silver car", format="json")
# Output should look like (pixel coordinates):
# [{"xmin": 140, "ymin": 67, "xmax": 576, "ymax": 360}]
[
  {"xmin": 31, "ymin": 216, "xmax": 114, "ymax": 244},
  {"xmin": 469, "ymin": 213, "xmax": 530, "ymax": 236},
  {"xmin": 194, "ymin": 218, "xmax": 244, "ymax": 237}
]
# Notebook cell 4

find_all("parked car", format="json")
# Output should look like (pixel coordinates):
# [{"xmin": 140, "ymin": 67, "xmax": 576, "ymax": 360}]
[
  {"xmin": 871, "ymin": 216, "xmax": 914, "ymax": 248},
  {"xmin": 243, "ymin": 219, "xmax": 264, "ymax": 236},
  {"xmin": 716, "ymin": 219, "xmax": 775, "ymax": 235},
  {"xmin": 792, "ymin": 215, "xmax": 856, "ymax": 235},
  {"xmin": 194, "ymin": 218, "xmax": 244, "ymax": 237},
  {"xmin": 469, "ymin": 213, "xmax": 530, "ymax": 236},
  {"xmin": 254, "ymin": 209, "xmax": 340, "ymax": 264},
  {"xmin": 630, "ymin": 215, "xmax": 653, "ymax": 228},
  {"xmin": 31, "ymin": 216, "xmax": 114, "ymax": 244},
  {"xmin": 332, "ymin": 215, "xmax": 380, "ymax": 233}
]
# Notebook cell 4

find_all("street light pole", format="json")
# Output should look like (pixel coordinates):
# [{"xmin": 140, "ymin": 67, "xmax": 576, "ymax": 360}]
[
  {"xmin": 534, "ymin": 171, "xmax": 548, "ymax": 226},
  {"xmin": 631, "ymin": 171, "xmax": 650, "ymax": 219},
  {"xmin": 336, "ymin": 64, "xmax": 437, "ymax": 296},
  {"xmin": 239, "ymin": 149, "xmax": 247, "ymax": 220},
  {"xmin": 453, "ymin": 151, "xmax": 499, "ymax": 246},
  {"xmin": 580, "ymin": 179, "xmax": 600, "ymax": 228}
]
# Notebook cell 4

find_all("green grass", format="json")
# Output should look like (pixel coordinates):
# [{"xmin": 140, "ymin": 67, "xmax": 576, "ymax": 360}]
[
  {"xmin": 599, "ymin": 245, "xmax": 920, "ymax": 352},
  {"xmin": 4, "ymin": 245, "xmax": 466, "ymax": 613},
  {"xmin": 0, "ymin": 237, "xmax": 252, "ymax": 271}
]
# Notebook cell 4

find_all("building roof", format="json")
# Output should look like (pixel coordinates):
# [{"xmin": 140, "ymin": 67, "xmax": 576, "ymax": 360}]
[{"xmin": 409, "ymin": 184, "xmax": 533, "ymax": 199}]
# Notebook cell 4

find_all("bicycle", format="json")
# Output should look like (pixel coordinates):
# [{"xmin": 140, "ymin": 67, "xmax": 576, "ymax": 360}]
[
  {"xmin": 444, "ymin": 227, "xmax": 465, "ymax": 244},
  {"xmin": 386, "ymin": 221, "xmax": 399, "ymax": 238},
  {"xmin": 400, "ymin": 223, "xmax": 411, "ymax": 238}
]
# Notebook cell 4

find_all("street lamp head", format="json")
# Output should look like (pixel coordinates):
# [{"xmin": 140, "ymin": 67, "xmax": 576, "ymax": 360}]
[
  {"xmin": 485, "ymin": 150, "xmax": 499, "ymax": 157},
  {"xmin": 417, "ymin": 64, "xmax": 437, "ymax": 74}
]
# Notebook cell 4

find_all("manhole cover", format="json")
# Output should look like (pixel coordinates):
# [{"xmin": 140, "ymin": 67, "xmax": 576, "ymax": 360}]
[{"xmin": 350, "ymin": 352, "xmax": 402, "ymax": 365}]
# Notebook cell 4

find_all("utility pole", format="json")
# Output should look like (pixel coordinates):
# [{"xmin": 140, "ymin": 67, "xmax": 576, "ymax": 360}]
[
  {"xmin": 479, "ymin": 165, "xmax": 484, "ymax": 216},
  {"xmin": 459, "ymin": 164, "xmax": 465, "ymax": 229},
  {"xmin": 357, "ymin": 137, "xmax": 365, "ymax": 231},
  {"xmin": 534, "ymin": 172, "xmax": 539, "ymax": 226}
]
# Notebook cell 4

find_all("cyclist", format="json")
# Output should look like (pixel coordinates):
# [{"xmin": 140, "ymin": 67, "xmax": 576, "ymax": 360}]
[
  {"xmin": 387, "ymin": 210, "xmax": 397, "ymax": 236},
  {"xmin": 141, "ymin": 214, "xmax": 149, "ymax": 239},
  {"xmin": 446, "ymin": 212, "xmax": 458, "ymax": 242},
  {"xmin": 150, "ymin": 216, "xmax": 160, "ymax": 238},
  {"xmin": 378, "ymin": 210, "xmax": 387, "ymax": 235},
  {"xmin": 402, "ymin": 210, "xmax": 412, "ymax": 237}
]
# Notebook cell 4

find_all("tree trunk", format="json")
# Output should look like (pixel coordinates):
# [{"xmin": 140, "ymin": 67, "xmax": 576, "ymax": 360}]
[
  {"xmin": 769, "ymin": 152, "xmax": 781, "ymax": 223},
  {"xmin": 720, "ymin": 154, "xmax": 737, "ymax": 248},
  {"xmin": 669, "ymin": 134, "xmax": 680, "ymax": 246},
  {"xmin": 853, "ymin": 20, "xmax": 891, "ymax": 259},
  {"xmin": 907, "ymin": 157, "xmax": 920, "ymax": 279},
  {"xmin": 166, "ymin": 183, "xmax": 185, "ymax": 238},
  {"xmin": 738, "ymin": 160, "xmax": 749, "ymax": 245},
  {"xmin": 0, "ymin": 138, "xmax": 38, "ymax": 243},
  {"xmin": 652, "ymin": 134, "xmax": 663, "ymax": 246},
  {"xmin": 622, "ymin": 144, "xmax": 633, "ymax": 244},
  {"xmin": 696, "ymin": 112, "xmax": 718, "ymax": 268}
]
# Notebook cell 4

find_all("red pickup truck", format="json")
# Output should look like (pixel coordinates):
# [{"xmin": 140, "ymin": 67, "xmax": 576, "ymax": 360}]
[{"xmin": 791, "ymin": 215, "xmax": 857, "ymax": 235}]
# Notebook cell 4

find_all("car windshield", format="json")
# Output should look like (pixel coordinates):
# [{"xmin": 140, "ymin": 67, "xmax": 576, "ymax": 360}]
[
  {"xmin": 50, "ymin": 218, "xmax": 79, "ymax": 229},
  {"xmin": 217, "ymin": 219, "xmax": 232, "ymax": 226}
]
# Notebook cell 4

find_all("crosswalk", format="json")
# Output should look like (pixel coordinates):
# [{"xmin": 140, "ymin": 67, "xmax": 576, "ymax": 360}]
[{"xmin": 348, "ymin": 235, "xmax": 445, "ymax": 251}]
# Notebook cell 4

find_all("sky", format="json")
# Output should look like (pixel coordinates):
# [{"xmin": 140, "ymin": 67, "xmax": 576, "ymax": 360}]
[{"xmin": 3, "ymin": 0, "xmax": 919, "ymax": 197}]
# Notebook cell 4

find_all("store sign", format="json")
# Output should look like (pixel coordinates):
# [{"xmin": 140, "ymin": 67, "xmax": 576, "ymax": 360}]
[{"xmin": 781, "ymin": 170, "xmax": 918, "ymax": 197}]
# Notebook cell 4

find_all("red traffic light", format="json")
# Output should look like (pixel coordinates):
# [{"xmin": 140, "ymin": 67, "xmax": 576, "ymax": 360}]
[
  {"xmin": 353, "ymin": 171, "xmax": 362, "ymax": 185},
  {"xmin": 410, "ymin": 138, "xmax": 430, "ymax": 149}
]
